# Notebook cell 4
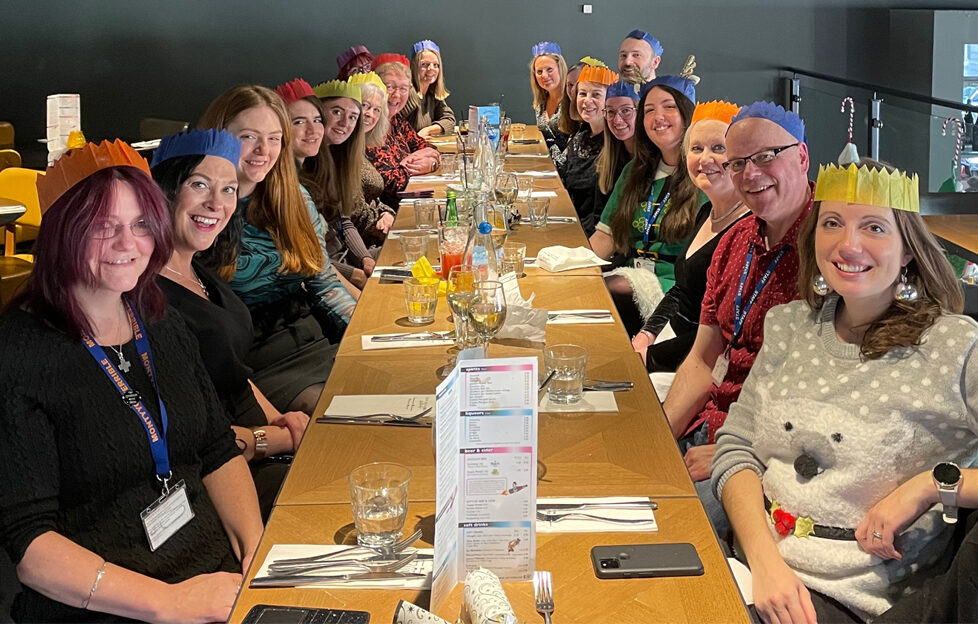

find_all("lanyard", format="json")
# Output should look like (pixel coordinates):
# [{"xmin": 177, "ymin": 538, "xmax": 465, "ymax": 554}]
[
  {"xmin": 642, "ymin": 186, "xmax": 671, "ymax": 251},
  {"xmin": 732, "ymin": 242, "xmax": 789, "ymax": 344},
  {"xmin": 82, "ymin": 301, "xmax": 172, "ymax": 489}
]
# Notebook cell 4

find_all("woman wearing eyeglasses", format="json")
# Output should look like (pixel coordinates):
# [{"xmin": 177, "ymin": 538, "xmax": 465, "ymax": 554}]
[
  {"xmin": 349, "ymin": 72, "xmax": 397, "ymax": 247},
  {"xmin": 403, "ymin": 40, "xmax": 455, "ymax": 138},
  {"xmin": 595, "ymin": 80, "xmax": 640, "ymax": 215}
]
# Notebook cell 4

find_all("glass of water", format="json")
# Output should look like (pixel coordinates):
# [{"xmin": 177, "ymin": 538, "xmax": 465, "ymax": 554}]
[
  {"xmin": 544, "ymin": 344, "xmax": 588, "ymax": 404},
  {"xmin": 349, "ymin": 462, "xmax": 412, "ymax": 547},
  {"xmin": 528, "ymin": 197, "xmax": 550, "ymax": 228},
  {"xmin": 404, "ymin": 278, "xmax": 439, "ymax": 324},
  {"xmin": 399, "ymin": 230, "xmax": 429, "ymax": 266}
]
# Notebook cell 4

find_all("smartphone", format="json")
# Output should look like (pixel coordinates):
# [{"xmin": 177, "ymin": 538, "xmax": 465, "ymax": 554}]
[
  {"xmin": 242, "ymin": 604, "xmax": 370, "ymax": 624},
  {"xmin": 590, "ymin": 543, "xmax": 704, "ymax": 579}
]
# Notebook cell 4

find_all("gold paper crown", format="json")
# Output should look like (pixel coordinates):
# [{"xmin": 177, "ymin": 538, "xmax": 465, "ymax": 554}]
[
  {"xmin": 691, "ymin": 100, "xmax": 741, "ymax": 125},
  {"xmin": 313, "ymin": 80, "xmax": 362, "ymax": 103},
  {"xmin": 814, "ymin": 163, "xmax": 919, "ymax": 213},
  {"xmin": 38, "ymin": 139, "xmax": 150, "ymax": 213},
  {"xmin": 579, "ymin": 56, "xmax": 607, "ymax": 68},
  {"xmin": 577, "ymin": 65, "xmax": 619, "ymax": 86},
  {"xmin": 347, "ymin": 71, "xmax": 387, "ymax": 96}
]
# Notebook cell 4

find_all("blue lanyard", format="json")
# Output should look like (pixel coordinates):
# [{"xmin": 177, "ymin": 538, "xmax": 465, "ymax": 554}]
[
  {"xmin": 642, "ymin": 187, "xmax": 671, "ymax": 250},
  {"xmin": 732, "ymin": 243, "xmax": 789, "ymax": 343},
  {"xmin": 82, "ymin": 301, "xmax": 171, "ymax": 483}
]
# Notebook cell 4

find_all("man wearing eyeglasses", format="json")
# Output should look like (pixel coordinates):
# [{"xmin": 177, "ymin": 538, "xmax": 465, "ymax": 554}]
[{"xmin": 662, "ymin": 102, "xmax": 814, "ymax": 535}]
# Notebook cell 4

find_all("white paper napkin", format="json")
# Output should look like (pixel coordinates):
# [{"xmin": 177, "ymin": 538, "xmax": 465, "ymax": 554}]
[
  {"xmin": 394, "ymin": 600, "xmax": 452, "ymax": 624},
  {"xmin": 536, "ymin": 497, "xmax": 658, "ymax": 533},
  {"xmin": 410, "ymin": 174, "xmax": 460, "ymax": 182},
  {"xmin": 386, "ymin": 228, "xmax": 440, "ymax": 238},
  {"xmin": 536, "ymin": 246, "xmax": 611, "ymax": 272},
  {"xmin": 323, "ymin": 394, "xmax": 435, "ymax": 417},
  {"xmin": 539, "ymin": 391, "xmax": 618, "ymax": 412},
  {"xmin": 254, "ymin": 544, "xmax": 433, "ymax": 589},
  {"xmin": 511, "ymin": 170, "xmax": 558, "ymax": 178},
  {"xmin": 464, "ymin": 568, "xmax": 518, "ymax": 624},
  {"xmin": 728, "ymin": 558, "xmax": 755, "ymax": 605},
  {"xmin": 546, "ymin": 309, "xmax": 614, "ymax": 325},
  {"xmin": 362, "ymin": 332, "xmax": 455, "ymax": 351},
  {"xmin": 529, "ymin": 190, "xmax": 557, "ymax": 198}
]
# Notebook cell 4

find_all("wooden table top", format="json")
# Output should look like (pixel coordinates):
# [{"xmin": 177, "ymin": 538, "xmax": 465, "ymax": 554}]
[
  {"xmin": 230, "ymin": 501, "xmax": 749, "ymax": 624},
  {"xmin": 923, "ymin": 214, "xmax": 978, "ymax": 260}
]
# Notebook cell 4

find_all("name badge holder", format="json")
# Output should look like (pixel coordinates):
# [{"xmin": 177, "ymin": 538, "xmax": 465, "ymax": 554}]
[
  {"xmin": 83, "ymin": 301, "xmax": 194, "ymax": 552},
  {"xmin": 635, "ymin": 188, "xmax": 670, "ymax": 272}
]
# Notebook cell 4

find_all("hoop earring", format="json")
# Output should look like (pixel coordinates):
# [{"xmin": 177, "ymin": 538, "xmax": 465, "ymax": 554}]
[
  {"xmin": 812, "ymin": 274, "xmax": 831, "ymax": 296},
  {"xmin": 894, "ymin": 270, "xmax": 919, "ymax": 303}
]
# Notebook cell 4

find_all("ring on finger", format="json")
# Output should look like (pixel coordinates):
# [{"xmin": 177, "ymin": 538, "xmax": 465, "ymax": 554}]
[{"xmin": 872, "ymin": 530, "xmax": 883, "ymax": 540}]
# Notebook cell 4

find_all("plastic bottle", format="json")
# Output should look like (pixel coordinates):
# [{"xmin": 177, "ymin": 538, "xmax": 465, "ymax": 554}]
[{"xmin": 464, "ymin": 221, "xmax": 499, "ymax": 281}]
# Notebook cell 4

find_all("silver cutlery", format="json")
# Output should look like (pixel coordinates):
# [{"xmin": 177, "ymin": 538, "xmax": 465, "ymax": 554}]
[
  {"xmin": 318, "ymin": 407, "xmax": 432, "ymax": 422},
  {"xmin": 315, "ymin": 417, "xmax": 431, "ymax": 427},
  {"xmin": 537, "ymin": 500, "xmax": 656, "ymax": 511},
  {"xmin": 538, "ymin": 370, "xmax": 556, "ymax": 393},
  {"xmin": 582, "ymin": 379, "xmax": 634, "ymax": 392},
  {"xmin": 371, "ymin": 331, "xmax": 454, "ymax": 342},
  {"xmin": 268, "ymin": 551, "xmax": 418, "ymax": 576},
  {"xmin": 547, "ymin": 311, "xmax": 613, "ymax": 320},
  {"xmin": 271, "ymin": 529, "xmax": 422, "ymax": 566},
  {"xmin": 535, "ymin": 510, "xmax": 655, "ymax": 524},
  {"xmin": 250, "ymin": 570, "xmax": 428, "ymax": 588},
  {"xmin": 533, "ymin": 570, "xmax": 555, "ymax": 624}
]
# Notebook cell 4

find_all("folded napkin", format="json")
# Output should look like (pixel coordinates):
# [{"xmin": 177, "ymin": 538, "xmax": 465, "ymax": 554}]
[
  {"xmin": 323, "ymin": 394, "xmax": 434, "ymax": 418},
  {"xmin": 539, "ymin": 390, "xmax": 618, "ymax": 412},
  {"xmin": 393, "ymin": 601, "xmax": 451, "ymax": 624},
  {"xmin": 464, "ymin": 568, "xmax": 518, "ymax": 624},
  {"xmin": 387, "ymin": 228, "xmax": 440, "ymax": 238},
  {"xmin": 511, "ymin": 169, "xmax": 558, "ymax": 178},
  {"xmin": 495, "ymin": 272, "xmax": 547, "ymax": 342},
  {"xmin": 410, "ymin": 174, "xmax": 460, "ymax": 182},
  {"xmin": 536, "ymin": 246, "xmax": 611, "ymax": 272},
  {"xmin": 546, "ymin": 309, "xmax": 614, "ymax": 325},
  {"xmin": 529, "ymin": 190, "xmax": 557, "ymax": 198},
  {"xmin": 399, "ymin": 199, "xmax": 448, "ymax": 208},
  {"xmin": 362, "ymin": 332, "xmax": 455, "ymax": 351},
  {"xmin": 253, "ymin": 544, "xmax": 433, "ymax": 589},
  {"xmin": 536, "ymin": 497, "xmax": 658, "ymax": 533}
]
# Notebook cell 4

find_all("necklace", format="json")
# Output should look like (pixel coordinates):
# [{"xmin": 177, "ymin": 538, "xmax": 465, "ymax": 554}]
[
  {"xmin": 164, "ymin": 264, "xmax": 208, "ymax": 297},
  {"xmin": 710, "ymin": 200, "xmax": 745, "ymax": 224},
  {"xmin": 108, "ymin": 344, "xmax": 132, "ymax": 373}
]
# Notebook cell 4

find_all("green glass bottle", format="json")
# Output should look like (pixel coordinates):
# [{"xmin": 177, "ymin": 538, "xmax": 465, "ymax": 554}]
[{"xmin": 445, "ymin": 188, "xmax": 458, "ymax": 227}]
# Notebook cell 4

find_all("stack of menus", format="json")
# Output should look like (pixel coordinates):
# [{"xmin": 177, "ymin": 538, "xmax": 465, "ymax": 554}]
[{"xmin": 431, "ymin": 357, "xmax": 538, "ymax": 610}]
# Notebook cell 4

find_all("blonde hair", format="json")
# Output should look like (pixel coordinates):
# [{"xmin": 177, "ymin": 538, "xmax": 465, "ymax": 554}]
[
  {"xmin": 360, "ymin": 83, "xmax": 390, "ymax": 148},
  {"xmin": 198, "ymin": 84, "xmax": 324, "ymax": 279},
  {"xmin": 529, "ymin": 53, "xmax": 567, "ymax": 112},
  {"xmin": 412, "ymin": 49, "xmax": 450, "ymax": 100},
  {"xmin": 376, "ymin": 62, "xmax": 412, "ymax": 83}
]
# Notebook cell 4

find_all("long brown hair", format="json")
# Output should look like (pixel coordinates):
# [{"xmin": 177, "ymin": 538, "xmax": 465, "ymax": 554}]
[
  {"xmin": 529, "ymin": 53, "xmax": 567, "ymax": 112},
  {"xmin": 557, "ymin": 62, "xmax": 585, "ymax": 136},
  {"xmin": 610, "ymin": 85, "xmax": 698, "ymax": 254},
  {"xmin": 797, "ymin": 158, "xmax": 963, "ymax": 360},
  {"xmin": 596, "ymin": 130, "xmax": 631, "ymax": 194},
  {"xmin": 412, "ymin": 49, "xmax": 450, "ymax": 100},
  {"xmin": 298, "ymin": 95, "xmax": 366, "ymax": 220},
  {"xmin": 198, "ymin": 85, "xmax": 323, "ymax": 279}
]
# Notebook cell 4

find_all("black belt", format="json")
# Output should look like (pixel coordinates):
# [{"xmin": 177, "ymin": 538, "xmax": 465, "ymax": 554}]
[{"xmin": 765, "ymin": 496, "xmax": 856, "ymax": 541}]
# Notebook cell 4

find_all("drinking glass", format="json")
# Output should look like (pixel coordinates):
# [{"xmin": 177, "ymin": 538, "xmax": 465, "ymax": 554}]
[
  {"xmin": 501, "ymin": 242, "xmax": 527, "ymax": 277},
  {"xmin": 528, "ymin": 197, "xmax": 550, "ymax": 229},
  {"xmin": 516, "ymin": 174, "xmax": 534, "ymax": 201},
  {"xmin": 499, "ymin": 117, "xmax": 512, "ymax": 152},
  {"xmin": 468, "ymin": 281, "xmax": 507, "ymax": 356},
  {"xmin": 414, "ymin": 199, "xmax": 437, "ymax": 229},
  {"xmin": 349, "ymin": 462, "xmax": 412, "ymax": 547},
  {"xmin": 440, "ymin": 153, "xmax": 456, "ymax": 177},
  {"xmin": 399, "ymin": 230, "xmax": 429, "ymax": 266},
  {"xmin": 511, "ymin": 123, "xmax": 526, "ymax": 141},
  {"xmin": 544, "ymin": 344, "xmax": 588, "ymax": 404},
  {"xmin": 404, "ymin": 278, "xmax": 439, "ymax": 324},
  {"xmin": 439, "ymin": 225, "xmax": 469, "ymax": 279},
  {"xmin": 494, "ymin": 173, "xmax": 518, "ymax": 211}
]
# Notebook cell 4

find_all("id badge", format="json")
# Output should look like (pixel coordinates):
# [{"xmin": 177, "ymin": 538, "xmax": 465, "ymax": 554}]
[
  {"xmin": 711, "ymin": 351, "xmax": 730, "ymax": 387},
  {"xmin": 140, "ymin": 479, "xmax": 194, "ymax": 552},
  {"xmin": 633, "ymin": 257, "xmax": 655, "ymax": 272}
]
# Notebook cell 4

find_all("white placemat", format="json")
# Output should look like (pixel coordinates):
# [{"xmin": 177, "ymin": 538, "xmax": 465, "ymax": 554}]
[
  {"xmin": 537, "ymin": 497, "xmax": 657, "ymax": 533},
  {"xmin": 539, "ymin": 391, "xmax": 618, "ymax": 412}
]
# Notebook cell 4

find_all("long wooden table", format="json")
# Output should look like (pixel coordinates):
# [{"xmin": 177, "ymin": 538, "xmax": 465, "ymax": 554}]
[{"xmin": 229, "ymin": 128, "xmax": 749, "ymax": 623}]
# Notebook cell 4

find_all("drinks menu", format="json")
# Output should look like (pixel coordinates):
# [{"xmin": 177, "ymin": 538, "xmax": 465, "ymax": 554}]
[{"xmin": 431, "ymin": 357, "xmax": 538, "ymax": 610}]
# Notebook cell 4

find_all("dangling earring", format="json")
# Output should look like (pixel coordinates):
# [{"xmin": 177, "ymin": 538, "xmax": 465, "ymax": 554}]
[
  {"xmin": 812, "ymin": 274, "xmax": 831, "ymax": 296},
  {"xmin": 894, "ymin": 270, "xmax": 919, "ymax": 303}
]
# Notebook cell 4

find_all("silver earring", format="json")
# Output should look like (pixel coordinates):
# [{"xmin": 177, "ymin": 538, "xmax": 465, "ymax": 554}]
[
  {"xmin": 894, "ymin": 271, "xmax": 919, "ymax": 303},
  {"xmin": 812, "ymin": 274, "xmax": 831, "ymax": 296}
]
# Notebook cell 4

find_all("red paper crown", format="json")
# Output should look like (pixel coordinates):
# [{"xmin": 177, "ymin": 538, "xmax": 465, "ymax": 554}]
[
  {"xmin": 275, "ymin": 78, "xmax": 316, "ymax": 105},
  {"xmin": 37, "ymin": 139, "xmax": 150, "ymax": 213},
  {"xmin": 371, "ymin": 53, "xmax": 410, "ymax": 70}
]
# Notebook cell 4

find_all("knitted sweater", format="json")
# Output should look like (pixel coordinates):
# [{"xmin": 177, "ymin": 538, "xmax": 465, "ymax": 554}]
[
  {"xmin": 712, "ymin": 296, "xmax": 978, "ymax": 617},
  {"xmin": 401, "ymin": 87, "xmax": 455, "ymax": 135}
]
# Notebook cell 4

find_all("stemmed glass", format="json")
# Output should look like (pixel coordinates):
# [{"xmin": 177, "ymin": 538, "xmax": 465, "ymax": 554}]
[
  {"xmin": 494, "ymin": 173, "xmax": 518, "ymax": 212},
  {"xmin": 468, "ymin": 280, "xmax": 507, "ymax": 357},
  {"xmin": 437, "ymin": 265, "xmax": 479, "ymax": 378}
]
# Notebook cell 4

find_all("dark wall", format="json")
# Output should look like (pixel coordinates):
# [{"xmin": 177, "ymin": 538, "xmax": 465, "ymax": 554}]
[{"xmin": 4, "ymin": 1, "xmax": 858, "ymax": 167}]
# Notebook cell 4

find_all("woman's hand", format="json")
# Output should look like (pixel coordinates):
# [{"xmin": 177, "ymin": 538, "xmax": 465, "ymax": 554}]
[
  {"xmin": 376, "ymin": 213, "xmax": 395, "ymax": 233},
  {"xmin": 161, "ymin": 572, "xmax": 242, "ymax": 624},
  {"xmin": 631, "ymin": 331, "xmax": 654, "ymax": 364},
  {"xmin": 270, "ymin": 411, "xmax": 310, "ymax": 451},
  {"xmin": 855, "ymin": 471, "xmax": 934, "ymax": 561},
  {"xmin": 350, "ymin": 268, "xmax": 368, "ymax": 289},
  {"xmin": 361, "ymin": 256, "xmax": 376, "ymax": 276},
  {"xmin": 419, "ymin": 125, "xmax": 442, "ymax": 139},
  {"xmin": 683, "ymin": 444, "xmax": 716, "ymax": 482},
  {"xmin": 752, "ymin": 558, "xmax": 817, "ymax": 624}
]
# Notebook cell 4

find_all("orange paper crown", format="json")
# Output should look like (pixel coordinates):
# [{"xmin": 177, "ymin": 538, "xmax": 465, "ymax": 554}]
[
  {"xmin": 37, "ymin": 140, "xmax": 150, "ymax": 213},
  {"xmin": 577, "ymin": 65, "xmax": 619, "ymax": 87},
  {"xmin": 691, "ymin": 100, "xmax": 741, "ymax": 125},
  {"xmin": 275, "ymin": 78, "xmax": 315, "ymax": 105}
]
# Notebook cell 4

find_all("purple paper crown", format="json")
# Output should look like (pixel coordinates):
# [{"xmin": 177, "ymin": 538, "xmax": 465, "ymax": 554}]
[
  {"xmin": 641, "ymin": 75, "xmax": 696, "ymax": 105},
  {"xmin": 150, "ymin": 129, "xmax": 241, "ymax": 169},
  {"xmin": 337, "ymin": 45, "xmax": 372, "ymax": 70},
  {"xmin": 531, "ymin": 41, "xmax": 562, "ymax": 58},
  {"xmin": 730, "ymin": 101, "xmax": 806, "ymax": 142},
  {"xmin": 412, "ymin": 39, "xmax": 440, "ymax": 56},
  {"xmin": 606, "ymin": 80, "xmax": 641, "ymax": 100},
  {"xmin": 626, "ymin": 30, "xmax": 663, "ymax": 57}
]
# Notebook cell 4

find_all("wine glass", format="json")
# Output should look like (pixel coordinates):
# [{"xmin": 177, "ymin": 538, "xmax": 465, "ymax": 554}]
[
  {"xmin": 494, "ymin": 173, "xmax": 518, "ymax": 212},
  {"xmin": 468, "ymin": 281, "xmax": 507, "ymax": 357}
]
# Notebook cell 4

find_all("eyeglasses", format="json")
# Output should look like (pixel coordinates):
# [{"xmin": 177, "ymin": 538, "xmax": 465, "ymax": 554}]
[
  {"xmin": 384, "ymin": 85, "xmax": 410, "ymax": 95},
  {"xmin": 604, "ymin": 106, "xmax": 636, "ymax": 120},
  {"xmin": 90, "ymin": 220, "xmax": 152, "ymax": 239},
  {"xmin": 722, "ymin": 143, "xmax": 799, "ymax": 173}
]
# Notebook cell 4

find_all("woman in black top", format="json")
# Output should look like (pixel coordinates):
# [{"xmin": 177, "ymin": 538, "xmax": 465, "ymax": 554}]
[{"xmin": 151, "ymin": 129, "xmax": 309, "ymax": 519}]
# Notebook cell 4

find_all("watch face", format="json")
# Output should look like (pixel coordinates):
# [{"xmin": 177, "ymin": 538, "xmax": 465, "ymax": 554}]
[{"xmin": 934, "ymin": 462, "xmax": 961, "ymax": 485}]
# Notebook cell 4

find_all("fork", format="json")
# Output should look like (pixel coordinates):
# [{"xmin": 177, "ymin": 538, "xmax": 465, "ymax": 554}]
[
  {"xmin": 271, "ymin": 528, "xmax": 422, "ymax": 566},
  {"xmin": 319, "ymin": 407, "xmax": 433, "ymax": 422},
  {"xmin": 371, "ymin": 331, "xmax": 453, "ymax": 342},
  {"xmin": 547, "ymin": 311, "xmax": 612, "ymax": 320},
  {"xmin": 535, "ymin": 510, "xmax": 655, "ymax": 524},
  {"xmin": 268, "ymin": 551, "xmax": 417, "ymax": 576},
  {"xmin": 533, "ymin": 570, "xmax": 554, "ymax": 624}
]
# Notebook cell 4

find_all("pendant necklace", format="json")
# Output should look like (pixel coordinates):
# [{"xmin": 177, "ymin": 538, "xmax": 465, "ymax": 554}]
[
  {"xmin": 710, "ymin": 200, "xmax": 744, "ymax": 224},
  {"xmin": 164, "ymin": 264, "xmax": 208, "ymax": 297},
  {"xmin": 108, "ymin": 344, "xmax": 132, "ymax": 373}
]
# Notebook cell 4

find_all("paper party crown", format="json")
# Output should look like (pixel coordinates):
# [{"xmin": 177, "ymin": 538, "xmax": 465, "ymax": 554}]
[
  {"xmin": 641, "ymin": 75, "xmax": 696, "ymax": 105},
  {"xmin": 606, "ymin": 80, "xmax": 641, "ymax": 100},
  {"xmin": 371, "ymin": 53, "xmax": 410, "ymax": 70},
  {"xmin": 626, "ymin": 30, "xmax": 664, "ymax": 57},
  {"xmin": 275, "ymin": 78, "xmax": 316, "ymax": 105},
  {"xmin": 814, "ymin": 163, "xmax": 919, "ymax": 213},
  {"xmin": 38, "ymin": 139, "xmax": 150, "ymax": 212},
  {"xmin": 347, "ymin": 71, "xmax": 387, "ymax": 95},
  {"xmin": 313, "ymin": 80, "xmax": 362, "ymax": 103},
  {"xmin": 577, "ymin": 65, "xmax": 619, "ymax": 86},
  {"xmin": 531, "ymin": 41, "xmax": 562, "ymax": 57},
  {"xmin": 691, "ymin": 100, "xmax": 741, "ymax": 125},
  {"xmin": 579, "ymin": 56, "xmax": 607, "ymax": 68},
  {"xmin": 151, "ymin": 129, "xmax": 241, "ymax": 169},
  {"xmin": 412, "ymin": 39, "xmax": 440, "ymax": 56}
]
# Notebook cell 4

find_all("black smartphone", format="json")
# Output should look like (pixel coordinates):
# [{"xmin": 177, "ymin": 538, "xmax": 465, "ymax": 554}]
[
  {"xmin": 242, "ymin": 604, "xmax": 370, "ymax": 624},
  {"xmin": 590, "ymin": 543, "xmax": 704, "ymax": 579}
]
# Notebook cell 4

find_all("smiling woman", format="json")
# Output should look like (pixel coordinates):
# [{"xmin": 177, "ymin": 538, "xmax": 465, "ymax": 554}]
[{"xmin": 403, "ymin": 40, "xmax": 454, "ymax": 138}]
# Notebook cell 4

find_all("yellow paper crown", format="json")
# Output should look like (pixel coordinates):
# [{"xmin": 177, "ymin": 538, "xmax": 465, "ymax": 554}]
[
  {"xmin": 347, "ymin": 71, "xmax": 387, "ymax": 96},
  {"xmin": 691, "ymin": 100, "xmax": 741, "ymax": 125},
  {"xmin": 579, "ymin": 56, "xmax": 607, "ymax": 68},
  {"xmin": 313, "ymin": 80, "xmax": 362, "ymax": 103},
  {"xmin": 814, "ymin": 163, "xmax": 919, "ymax": 213},
  {"xmin": 577, "ymin": 65, "xmax": 619, "ymax": 86},
  {"xmin": 38, "ymin": 139, "xmax": 150, "ymax": 213}
]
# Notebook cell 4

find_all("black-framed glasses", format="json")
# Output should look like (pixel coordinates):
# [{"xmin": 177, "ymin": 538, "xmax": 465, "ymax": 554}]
[
  {"xmin": 722, "ymin": 143, "xmax": 799, "ymax": 173},
  {"xmin": 90, "ymin": 220, "xmax": 152, "ymax": 240},
  {"xmin": 604, "ymin": 106, "xmax": 636, "ymax": 120}
]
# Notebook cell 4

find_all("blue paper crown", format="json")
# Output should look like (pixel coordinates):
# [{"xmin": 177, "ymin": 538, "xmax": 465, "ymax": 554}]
[
  {"xmin": 730, "ymin": 101, "xmax": 806, "ymax": 142},
  {"xmin": 626, "ymin": 30, "xmax": 663, "ymax": 57},
  {"xmin": 150, "ymin": 129, "xmax": 241, "ymax": 169},
  {"xmin": 412, "ymin": 39, "xmax": 440, "ymax": 56},
  {"xmin": 606, "ymin": 80, "xmax": 641, "ymax": 101},
  {"xmin": 531, "ymin": 41, "xmax": 562, "ymax": 57},
  {"xmin": 641, "ymin": 75, "xmax": 696, "ymax": 106}
]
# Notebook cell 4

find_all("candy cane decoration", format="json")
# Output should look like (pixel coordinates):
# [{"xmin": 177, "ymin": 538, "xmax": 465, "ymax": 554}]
[
  {"xmin": 942, "ymin": 117, "xmax": 965, "ymax": 170},
  {"xmin": 840, "ymin": 97, "xmax": 855, "ymax": 143}
]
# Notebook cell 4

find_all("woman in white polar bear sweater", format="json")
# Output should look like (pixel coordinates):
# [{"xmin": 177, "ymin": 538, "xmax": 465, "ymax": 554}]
[{"xmin": 711, "ymin": 160, "xmax": 978, "ymax": 624}]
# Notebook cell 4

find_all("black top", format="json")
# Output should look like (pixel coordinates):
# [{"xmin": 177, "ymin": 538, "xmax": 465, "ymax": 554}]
[
  {"xmin": 561, "ymin": 126, "xmax": 605, "ymax": 236},
  {"xmin": 158, "ymin": 262, "xmax": 265, "ymax": 428},
  {"xmin": 0, "ymin": 306, "xmax": 240, "ymax": 622},
  {"xmin": 643, "ymin": 205, "xmax": 749, "ymax": 372}
]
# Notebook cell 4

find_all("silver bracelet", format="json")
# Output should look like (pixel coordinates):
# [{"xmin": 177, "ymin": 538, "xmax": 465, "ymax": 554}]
[{"xmin": 81, "ymin": 561, "xmax": 107, "ymax": 610}]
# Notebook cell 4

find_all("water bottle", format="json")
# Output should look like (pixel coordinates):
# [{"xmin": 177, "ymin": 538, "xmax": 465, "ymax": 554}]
[{"xmin": 464, "ymin": 221, "xmax": 499, "ymax": 281}]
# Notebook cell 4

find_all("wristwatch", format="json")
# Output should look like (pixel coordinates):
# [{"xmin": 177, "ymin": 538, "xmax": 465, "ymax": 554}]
[
  {"xmin": 933, "ymin": 462, "xmax": 962, "ymax": 524},
  {"xmin": 252, "ymin": 428, "xmax": 269, "ymax": 460}
]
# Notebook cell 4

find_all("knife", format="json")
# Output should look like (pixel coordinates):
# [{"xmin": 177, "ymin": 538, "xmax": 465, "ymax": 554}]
[
  {"xmin": 316, "ymin": 417, "xmax": 432, "ymax": 427},
  {"xmin": 537, "ymin": 501, "xmax": 657, "ymax": 511},
  {"xmin": 371, "ymin": 332, "xmax": 453, "ymax": 342},
  {"xmin": 250, "ymin": 571, "xmax": 428, "ymax": 588}
]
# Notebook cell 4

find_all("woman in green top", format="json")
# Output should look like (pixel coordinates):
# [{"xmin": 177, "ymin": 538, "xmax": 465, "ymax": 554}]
[{"xmin": 589, "ymin": 76, "xmax": 705, "ymax": 334}]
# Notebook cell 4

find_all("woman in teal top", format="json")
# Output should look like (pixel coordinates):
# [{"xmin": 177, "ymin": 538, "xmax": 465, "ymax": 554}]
[{"xmin": 590, "ymin": 76, "xmax": 704, "ymax": 334}]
